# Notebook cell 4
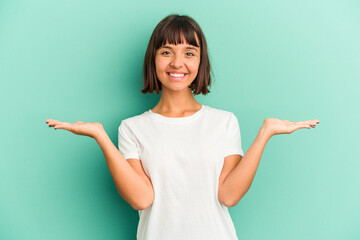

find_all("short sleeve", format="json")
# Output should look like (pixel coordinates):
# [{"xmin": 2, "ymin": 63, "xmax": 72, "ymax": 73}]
[
  {"xmin": 224, "ymin": 113, "xmax": 244, "ymax": 157},
  {"xmin": 118, "ymin": 120, "xmax": 140, "ymax": 160}
]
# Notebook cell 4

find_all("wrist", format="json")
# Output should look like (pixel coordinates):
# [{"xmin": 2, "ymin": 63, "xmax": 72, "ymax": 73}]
[
  {"xmin": 93, "ymin": 127, "xmax": 107, "ymax": 141},
  {"xmin": 259, "ymin": 125, "xmax": 273, "ymax": 140}
]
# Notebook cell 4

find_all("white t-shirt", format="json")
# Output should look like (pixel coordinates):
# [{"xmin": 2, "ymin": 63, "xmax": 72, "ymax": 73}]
[{"xmin": 118, "ymin": 104, "xmax": 244, "ymax": 240}]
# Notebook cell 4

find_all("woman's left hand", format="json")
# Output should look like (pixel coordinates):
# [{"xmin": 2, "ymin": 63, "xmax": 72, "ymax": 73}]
[{"xmin": 262, "ymin": 118, "xmax": 320, "ymax": 137}]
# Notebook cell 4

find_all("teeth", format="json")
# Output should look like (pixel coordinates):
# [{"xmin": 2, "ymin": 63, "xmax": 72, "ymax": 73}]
[{"xmin": 169, "ymin": 73, "xmax": 185, "ymax": 77}]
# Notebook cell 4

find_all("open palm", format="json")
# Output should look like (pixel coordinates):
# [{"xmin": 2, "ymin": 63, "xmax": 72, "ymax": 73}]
[
  {"xmin": 263, "ymin": 118, "xmax": 320, "ymax": 136},
  {"xmin": 45, "ymin": 119, "xmax": 104, "ymax": 139}
]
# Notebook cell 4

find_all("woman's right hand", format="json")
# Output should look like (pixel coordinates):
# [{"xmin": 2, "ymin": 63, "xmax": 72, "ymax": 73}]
[{"xmin": 45, "ymin": 119, "xmax": 104, "ymax": 139}]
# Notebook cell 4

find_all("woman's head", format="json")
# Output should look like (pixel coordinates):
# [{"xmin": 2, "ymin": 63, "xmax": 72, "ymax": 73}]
[{"xmin": 141, "ymin": 14, "xmax": 212, "ymax": 95}]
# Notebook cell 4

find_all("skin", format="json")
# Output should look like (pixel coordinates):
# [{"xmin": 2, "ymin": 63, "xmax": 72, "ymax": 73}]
[
  {"xmin": 45, "ymin": 33, "xmax": 320, "ymax": 209},
  {"xmin": 151, "ymin": 33, "xmax": 202, "ymax": 116}
]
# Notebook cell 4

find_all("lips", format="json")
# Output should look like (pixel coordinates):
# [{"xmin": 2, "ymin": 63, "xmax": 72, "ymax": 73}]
[
  {"xmin": 167, "ymin": 72, "xmax": 187, "ymax": 81},
  {"xmin": 167, "ymin": 72, "xmax": 187, "ymax": 77},
  {"xmin": 167, "ymin": 72, "xmax": 187, "ymax": 75}
]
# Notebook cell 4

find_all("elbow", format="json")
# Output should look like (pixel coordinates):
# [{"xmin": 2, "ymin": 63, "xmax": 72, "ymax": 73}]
[
  {"xmin": 219, "ymin": 194, "xmax": 234, "ymax": 208},
  {"xmin": 132, "ymin": 203, "xmax": 146, "ymax": 211},
  {"xmin": 219, "ymin": 192, "xmax": 243, "ymax": 208},
  {"xmin": 219, "ymin": 186, "xmax": 250, "ymax": 207},
  {"xmin": 220, "ymin": 198, "xmax": 238, "ymax": 208},
  {"xmin": 132, "ymin": 201, "xmax": 152, "ymax": 211},
  {"xmin": 131, "ymin": 194, "xmax": 154, "ymax": 211}
]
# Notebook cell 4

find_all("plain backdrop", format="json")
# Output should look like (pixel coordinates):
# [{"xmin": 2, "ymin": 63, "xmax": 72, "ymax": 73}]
[{"xmin": 0, "ymin": 0, "xmax": 359, "ymax": 239}]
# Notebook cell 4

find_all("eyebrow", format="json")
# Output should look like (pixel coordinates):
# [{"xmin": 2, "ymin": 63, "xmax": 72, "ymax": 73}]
[{"xmin": 160, "ymin": 45, "xmax": 199, "ymax": 52}]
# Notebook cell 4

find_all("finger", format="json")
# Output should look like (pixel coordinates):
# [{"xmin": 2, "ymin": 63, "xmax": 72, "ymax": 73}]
[
  {"xmin": 304, "ymin": 119, "xmax": 320, "ymax": 124},
  {"xmin": 46, "ymin": 119, "xmax": 63, "ymax": 123},
  {"xmin": 54, "ymin": 125, "xmax": 65, "ymax": 130},
  {"xmin": 47, "ymin": 120, "xmax": 59, "ymax": 127},
  {"xmin": 301, "ymin": 125, "xmax": 312, "ymax": 130},
  {"xmin": 291, "ymin": 120, "xmax": 320, "ymax": 130},
  {"xmin": 309, "ymin": 120, "xmax": 320, "ymax": 127},
  {"xmin": 295, "ymin": 120, "xmax": 315, "ymax": 126},
  {"xmin": 292, "ymin": 124, "xmax": 311, "ymax": 131},
  {"xmin": 59, "ymin": 122, "xmax": 73, "ymax": 129},
  {"xmin": 47, "ymin": 120, "xmax": 69, "ymax": 127},
  {"xmin": 45, "ymin": 119, "xmax": 55, "ymax": 125},
  {"xmin": 46, "ymin": 119, "xmax": 60, "ymax": 124},
  {"xmin": 54, "ymin": 122, "xmax": 73, "ymax": 130},
  {"xmin": 48, "ymin": 121, "xmax": 63, "ymax": 127}
]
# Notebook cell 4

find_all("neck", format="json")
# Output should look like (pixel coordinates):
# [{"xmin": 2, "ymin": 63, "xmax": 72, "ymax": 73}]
[{"xmin": 152, "ymin": 88, "xmax": 201, "ymax": 114}]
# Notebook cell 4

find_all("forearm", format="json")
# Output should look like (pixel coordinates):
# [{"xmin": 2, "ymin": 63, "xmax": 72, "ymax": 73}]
[
  {"xmin": 94, "ymin": 130, "xmax": 154, "ymax": 210},
  {"xmin": 219, "ymin": 126, "xmax": 272, "ymax": 207}
]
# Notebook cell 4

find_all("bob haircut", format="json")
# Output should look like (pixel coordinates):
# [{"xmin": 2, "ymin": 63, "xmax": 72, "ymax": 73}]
[{"xmin": 141, "ymin": 14, "xmax": 213, "ymax": 95}]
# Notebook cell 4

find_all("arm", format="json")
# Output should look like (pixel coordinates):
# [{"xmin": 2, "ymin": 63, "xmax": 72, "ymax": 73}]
[
  {"xmin": 45, "ymin": 119, "xmax": 154, "ymax": 210},
  {"xmin": 218, "ymin": 126, "xmax": 270, "ymax": 207},
  {"xmin": 95, "ymin": 129, "xmax": 154, "ymax": 210},
  {"xmin": 218, "ymin": 118, "xmax": 320, "ymax": 207}
]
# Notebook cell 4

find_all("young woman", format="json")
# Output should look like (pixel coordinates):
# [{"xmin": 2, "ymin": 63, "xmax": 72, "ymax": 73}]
[{"xmin": 45, "ymin": 14, "xmax": 319, "ymax": 240}]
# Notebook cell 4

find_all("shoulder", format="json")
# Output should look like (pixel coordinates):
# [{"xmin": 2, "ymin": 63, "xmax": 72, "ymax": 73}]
[
  {"xmin": 118, "ymin": 110, "xmax": 150, "ymax": 130},
  {"xmin": 204, "ymin": 105, "xmax": 236, "ymax": 120}
]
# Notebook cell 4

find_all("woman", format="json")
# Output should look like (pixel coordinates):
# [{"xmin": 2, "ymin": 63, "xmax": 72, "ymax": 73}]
[{"xmin": 45, "ymin": 14, "xmax": 319, "ymax": 240}]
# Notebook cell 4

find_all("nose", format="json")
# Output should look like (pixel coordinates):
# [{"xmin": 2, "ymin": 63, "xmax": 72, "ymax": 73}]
[{"xmin": 170, "ymin": 54, "xmax": 183, "ymax": 68}]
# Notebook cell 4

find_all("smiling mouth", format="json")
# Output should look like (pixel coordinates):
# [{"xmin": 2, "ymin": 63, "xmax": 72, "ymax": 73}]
[{"xmin": 167, "ymin": 72, "xmax": 187, "ymax": 78}]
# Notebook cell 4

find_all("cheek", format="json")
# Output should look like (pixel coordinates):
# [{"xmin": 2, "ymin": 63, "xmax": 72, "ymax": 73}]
[
  {"xmin": 155, "ymin": 58, "xmax": 168, "ymax": 72},
  {"xmin": 188, "ymin": 60, "xmax": 200, "ymax": 73}
]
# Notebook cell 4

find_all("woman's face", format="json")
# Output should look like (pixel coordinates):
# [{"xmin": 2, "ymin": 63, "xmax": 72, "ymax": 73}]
[{"xmin": 155, "ymin": 35, "xmax": 201, "ymax": 93}]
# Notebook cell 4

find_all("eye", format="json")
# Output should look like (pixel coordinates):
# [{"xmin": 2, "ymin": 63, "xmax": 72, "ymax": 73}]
[
  {"xmin": 161, "ymin": 51, "xmax": 170, "ymax": 55},
  {"xmin": 186, "ymin": 52, "xmax": 195, "ymax": 56}
]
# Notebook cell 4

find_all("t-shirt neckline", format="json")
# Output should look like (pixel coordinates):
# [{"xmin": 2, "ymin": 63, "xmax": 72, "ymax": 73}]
[{"xmin": 148, "ymin": 104, "xmax": 207, "ymax": 123}]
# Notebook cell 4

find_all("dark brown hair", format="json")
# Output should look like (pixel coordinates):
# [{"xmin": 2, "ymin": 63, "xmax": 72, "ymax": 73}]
[{"xmin": 141, "ymin": 14, "xmax": 212, "ymax": 95}]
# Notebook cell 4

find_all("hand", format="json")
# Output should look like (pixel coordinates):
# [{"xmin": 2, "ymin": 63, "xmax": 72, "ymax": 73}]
[
  {"xmin": 262, "ymin": 118, "xmax": 320, "ymax": 137},
  {"xmin": 45, "ymin": 119, "xmax": 104, "ymax": 139}
]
